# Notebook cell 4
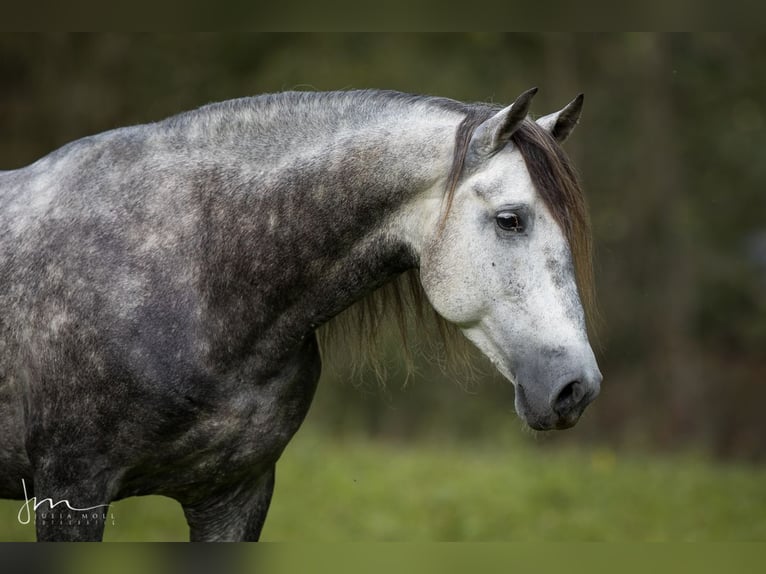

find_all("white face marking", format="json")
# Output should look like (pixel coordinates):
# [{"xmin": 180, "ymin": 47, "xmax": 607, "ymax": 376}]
[{"xmin": 418, "ymin": 144, "xmax": 601, "ymax": 430}]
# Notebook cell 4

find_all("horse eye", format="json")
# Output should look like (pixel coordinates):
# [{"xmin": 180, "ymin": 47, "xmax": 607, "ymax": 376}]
[{"xmin": 496, "ymin": 211, "xmax": 525, "ymax": 233}]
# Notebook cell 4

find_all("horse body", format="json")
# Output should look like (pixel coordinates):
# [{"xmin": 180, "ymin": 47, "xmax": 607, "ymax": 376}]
[{"xmin": 0, "ymin": 89, "xmax": 600, "ymax": 541}]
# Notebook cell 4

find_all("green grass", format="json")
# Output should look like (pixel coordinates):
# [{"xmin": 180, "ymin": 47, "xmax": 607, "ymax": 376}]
[{"xmin": 1, "ymin": 429, "xmax": 764, "ymax": 541}]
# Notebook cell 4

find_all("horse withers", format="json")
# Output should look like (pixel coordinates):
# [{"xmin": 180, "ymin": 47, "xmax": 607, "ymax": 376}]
[{"xmin": 0, "ymin": 88, "xmax": 601, "ymax": 541}]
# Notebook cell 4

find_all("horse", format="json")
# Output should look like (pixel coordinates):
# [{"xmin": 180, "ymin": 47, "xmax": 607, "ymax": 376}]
[{"xmin": 0, "ymin": 87, "xmax": 601, "ymax": 541}]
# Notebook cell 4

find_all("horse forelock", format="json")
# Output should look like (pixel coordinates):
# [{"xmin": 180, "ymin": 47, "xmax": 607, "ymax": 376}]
[{"xmin": 510, "ymin": 121, "xmax": 597, "ymax": 333}]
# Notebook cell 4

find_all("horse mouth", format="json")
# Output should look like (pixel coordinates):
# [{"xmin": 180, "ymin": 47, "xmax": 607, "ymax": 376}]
[
  {"xmin": 524, "ymin": 412, "xmax": 581, "ymax": 432},
  {"xmin": 527, "ymin": 418, "xmax": 575, "ymax": 432},
  {"xmin": 550, "ymin": 413, "xmax": 580, "ymax": 430}
]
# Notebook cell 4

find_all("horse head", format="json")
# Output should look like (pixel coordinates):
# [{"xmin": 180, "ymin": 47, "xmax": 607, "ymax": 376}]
[{"xmin": 420, "ymin": 89, "xmax": 601, "ymax": 430}]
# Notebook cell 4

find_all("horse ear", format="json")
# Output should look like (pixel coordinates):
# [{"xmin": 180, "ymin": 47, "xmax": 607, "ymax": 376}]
[
  {"xmin": 469, "ymin": 87, "xmax": 538, "ymax": 156},
  {"xmin": 536, "ymin": 93, "xmax": 584, "ymax": 143}
]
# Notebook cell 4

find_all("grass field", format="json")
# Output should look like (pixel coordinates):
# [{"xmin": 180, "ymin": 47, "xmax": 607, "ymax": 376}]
[{"xmin": 1, "ymin": 428, "xmax": 764, "ymax": 541}]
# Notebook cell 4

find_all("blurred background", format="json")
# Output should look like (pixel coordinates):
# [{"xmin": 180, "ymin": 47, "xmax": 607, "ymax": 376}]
[{"xmin": 0, "ymin": 33, "xmax": 764, "ymax": 541}]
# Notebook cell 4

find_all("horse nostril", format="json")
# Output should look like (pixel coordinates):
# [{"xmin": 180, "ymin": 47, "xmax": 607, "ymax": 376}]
[{"xmin": 552, "ymin": 380, "xmax": 585, "ymax": 417}]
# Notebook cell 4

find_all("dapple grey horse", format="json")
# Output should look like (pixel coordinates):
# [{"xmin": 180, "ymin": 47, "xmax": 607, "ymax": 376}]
[{"xmin": 0, "ymin": 88, "xmax": 601, "ymax": 541}]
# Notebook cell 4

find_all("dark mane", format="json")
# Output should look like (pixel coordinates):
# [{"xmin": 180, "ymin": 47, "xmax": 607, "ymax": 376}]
[{"xmin": 512, "ymin": 120, "xmax": 595, "ymax": 330}]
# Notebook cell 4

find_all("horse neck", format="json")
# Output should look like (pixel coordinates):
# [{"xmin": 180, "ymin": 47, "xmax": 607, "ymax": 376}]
[{"xmin": 194, "ymin": 98, "xmax": 461, "ymax": 364}]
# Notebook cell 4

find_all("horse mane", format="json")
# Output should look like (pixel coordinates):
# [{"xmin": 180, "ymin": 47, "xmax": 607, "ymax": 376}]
[{"xmin": 318, "ymin": 96, "xmax": 595, "ymax": 382}]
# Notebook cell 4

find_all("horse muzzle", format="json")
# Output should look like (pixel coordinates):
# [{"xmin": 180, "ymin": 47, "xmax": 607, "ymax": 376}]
[{"xmin": 514, "ymin": 360, "xmax": 602, "ymax": 431}]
